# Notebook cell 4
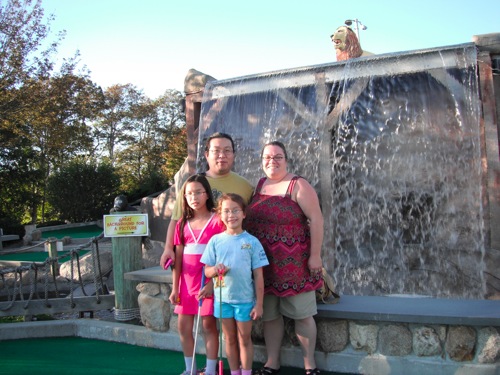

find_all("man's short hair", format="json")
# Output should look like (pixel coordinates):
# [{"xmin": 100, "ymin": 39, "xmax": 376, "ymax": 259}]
[{"xmin": 204, "ymin": 132, "xmax": 235, "ymax": 153}]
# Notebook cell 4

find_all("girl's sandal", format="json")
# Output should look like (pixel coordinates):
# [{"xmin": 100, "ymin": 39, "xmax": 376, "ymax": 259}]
[
  {"xmin": 254, "ymin": 367, "xmax": 280, "ymax": 375},
  {"xmin": 305, "ymin": 369, "xmax": 321, "ymax": 375}
]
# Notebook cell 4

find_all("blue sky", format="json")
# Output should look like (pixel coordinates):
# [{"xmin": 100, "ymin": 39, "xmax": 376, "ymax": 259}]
[{"xmin": 42, "ymin": 0, "xmax": 499, "ymax": 98}]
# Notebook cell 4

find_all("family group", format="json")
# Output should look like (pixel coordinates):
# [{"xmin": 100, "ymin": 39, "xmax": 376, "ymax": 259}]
[{"xmin": 160, "ymin": 133, "xmax": 324, "ymax": 375}]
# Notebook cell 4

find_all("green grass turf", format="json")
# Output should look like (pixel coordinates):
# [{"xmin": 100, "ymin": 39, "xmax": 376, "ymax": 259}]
[
  {"xmin": 0, "ymin": 250, "xmax": 89, "ymax": 262},
  {"xmin": 0, "ymin": 337, "xmax": 345, "ymax": 375},
  {"xmin": 41, "ymin": 225, "xmax": 104, "ymax": 239}
]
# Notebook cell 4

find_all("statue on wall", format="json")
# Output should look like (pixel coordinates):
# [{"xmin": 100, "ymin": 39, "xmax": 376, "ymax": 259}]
[
  {"xmin": 331, "ymin": 26, "xmax": 373, "ymax": 61},
  {"xmin": 109, "ymin": 194, "xmax": 137, "ymax": 213}
]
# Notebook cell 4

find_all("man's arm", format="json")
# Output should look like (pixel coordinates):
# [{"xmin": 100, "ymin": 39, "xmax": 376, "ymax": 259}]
[{"xmin": 160, "ymin": 219, "xmax": 177, "ymax": 266}]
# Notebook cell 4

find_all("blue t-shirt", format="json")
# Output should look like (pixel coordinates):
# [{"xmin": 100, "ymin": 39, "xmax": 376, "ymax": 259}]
[{"xmin": 201, "ymin": 231, "xmax": 269, "ymax": 304}]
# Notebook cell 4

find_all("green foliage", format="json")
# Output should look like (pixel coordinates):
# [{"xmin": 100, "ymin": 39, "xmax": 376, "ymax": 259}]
[
  {"xmin": 126, "ymin": 169, "xmax": 169, "ymax": 203},
  {"xmin": 0, "ymin": 1, "xmax": 188, "ymax": 225},
  {"xmin": 0, "ymin": 314, "xmax": 54, "ymax": 323},
  {"xmin": 46, "ymin": 159, "xmax": 120, "ymax": 222},
  {"xmin": 161, "ymin": 125, "xmax": 187, "ymax": 183},
  {"xmin": 36, "ymin": 220, "xmax": 65, "ymax": 228},
  {"xmin": 98, "ymin": 87, "xmax": 186, "ymax": 196},
  {"xmin": 0, "ymin": 316, "xmax": 25, "ymax": 323}
]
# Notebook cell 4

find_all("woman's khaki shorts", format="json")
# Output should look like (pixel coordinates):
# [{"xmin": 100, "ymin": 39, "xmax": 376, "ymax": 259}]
[{"xmin": 262, "ymin": 291, "xmax": 317, "ymax": 321}]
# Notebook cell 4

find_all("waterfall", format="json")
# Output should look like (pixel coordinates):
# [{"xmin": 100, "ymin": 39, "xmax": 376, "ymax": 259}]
[{"xmin": 196, "ymin": 43, "xmax": 484, "ymax": 298}]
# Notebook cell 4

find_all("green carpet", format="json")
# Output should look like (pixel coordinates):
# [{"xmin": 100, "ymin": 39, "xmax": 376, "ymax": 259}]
[
  {"xmin": 0, "ymin": 337, "xmax": 344, "ymax": 374},
  {"xmin": 41, "ymin": 225, "xmax": 104, "ymax": 239}
]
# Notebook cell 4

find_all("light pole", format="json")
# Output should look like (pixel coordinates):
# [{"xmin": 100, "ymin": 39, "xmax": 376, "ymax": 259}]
[{"xmin": 344, "ymin": 19, "xmax": 367, "ymax": 44}]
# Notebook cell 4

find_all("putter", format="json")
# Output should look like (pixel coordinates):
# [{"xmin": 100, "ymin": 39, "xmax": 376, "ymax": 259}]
[
  {"xmin": 191, "ymin": 271, "xmax": 206, "ymax": 375},
  {"xmin": 218, "ymin": 273, "xmax": 224, "ymax": 375}
]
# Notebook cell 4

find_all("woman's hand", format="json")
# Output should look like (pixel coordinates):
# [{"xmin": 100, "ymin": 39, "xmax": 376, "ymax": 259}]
[{"xmin": 308, "ymin": 254, "xmax": 323, "ymax": 276}]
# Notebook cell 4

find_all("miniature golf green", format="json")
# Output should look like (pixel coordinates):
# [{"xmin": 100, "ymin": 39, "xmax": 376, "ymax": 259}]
[
  {"xmin": 40, "ymin": 224, "xmax": 104, "ymax": 239},
  {"xmin": 0, "ymin": 337, "xmax": 344, "ymax": 375},
  {"xmin": 0, "ymin": 224, "xmax": 101, "ymax": 262}
]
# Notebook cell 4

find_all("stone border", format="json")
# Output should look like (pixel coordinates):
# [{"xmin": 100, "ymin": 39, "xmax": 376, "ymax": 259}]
[
  {"xmin": 125, "ymin": 267, "xmax": 500, "ymax": 374},
  {"xmin": 1, "ymin": 319, "xmax": 499, "ymax": 375}
]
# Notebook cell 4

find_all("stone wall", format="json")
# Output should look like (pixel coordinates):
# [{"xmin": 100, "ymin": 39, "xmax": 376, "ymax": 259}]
[{"xmin": 136, "ymin": 280, "xmax": 500, "ymax": 374}]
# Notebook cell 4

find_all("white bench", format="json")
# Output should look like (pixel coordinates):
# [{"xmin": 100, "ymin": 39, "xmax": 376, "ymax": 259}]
[{"xmin": 0, "ymin": 228, "xmax": 20, "ymax": 251}]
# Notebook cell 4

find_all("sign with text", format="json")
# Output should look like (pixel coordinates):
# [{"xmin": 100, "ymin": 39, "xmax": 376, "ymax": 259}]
[{"xmin": 103, "ymin": 214, "xmax": 149, "ymax": 237}]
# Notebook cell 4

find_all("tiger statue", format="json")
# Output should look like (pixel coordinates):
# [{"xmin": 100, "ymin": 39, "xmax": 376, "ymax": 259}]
[{"xmin": 331, "ymin": 26, "xmax": 373, "ymax": 61}]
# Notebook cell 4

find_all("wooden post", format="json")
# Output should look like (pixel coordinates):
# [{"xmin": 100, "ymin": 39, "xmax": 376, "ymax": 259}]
[
  {"xmin": 47, "ymin": 237, "xmax": 59, "ymax": 276},
  {"xmin": 111, "ymin": 235, "xmax": 142, "ymax": 319}
]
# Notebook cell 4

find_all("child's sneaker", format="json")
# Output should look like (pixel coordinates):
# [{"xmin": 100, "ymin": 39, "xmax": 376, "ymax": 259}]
[
  {"xmin": 179, "ymin": 370, "xmax": 207, "ymax": 375},
  {"xmin": 197, "ymin": 368, "xmax": 211, "ymax": 375}
]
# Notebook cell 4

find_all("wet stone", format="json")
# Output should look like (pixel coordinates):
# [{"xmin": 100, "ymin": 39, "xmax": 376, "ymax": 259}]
[
  {"xmin": 378, "ymin": 324, "xmax": 412, "ymax": 356},
  {"xmin": 413, "ymin": 326, "xmax": 442, "ymax": 357},
  {"xmin": 477, "ymin": 327, "xmax": 500, "ymax": 364},
  {"xmin": 445, "ymin": 326, "xmax": 476, "ymax": 362},
  {"xmin": 316, "ymin": 319, "xmax": 348, "ymax": 352},
  {"xmin": 349, "ymin": 321, "xmax": 379, "ymax": 354}
]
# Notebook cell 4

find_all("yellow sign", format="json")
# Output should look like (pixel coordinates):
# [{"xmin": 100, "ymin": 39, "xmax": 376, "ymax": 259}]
[{"xmin": 103, "ymin": 214, "xmax": 149, "ymax": 237}]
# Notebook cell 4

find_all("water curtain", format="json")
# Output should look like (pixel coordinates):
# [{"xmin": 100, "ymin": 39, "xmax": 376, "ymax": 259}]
[{"xmin": 196, "ymin": 44, "xmax": 483, "ymax": 298}]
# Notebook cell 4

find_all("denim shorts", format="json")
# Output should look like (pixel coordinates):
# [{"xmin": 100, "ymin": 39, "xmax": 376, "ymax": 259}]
[{"xmin": 214, "ymin": 301, "xmax": 254, "ymax": 322}]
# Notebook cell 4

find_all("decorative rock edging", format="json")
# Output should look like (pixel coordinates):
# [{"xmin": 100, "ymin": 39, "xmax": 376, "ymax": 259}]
[{"xmin": 135, "ymin": 279, "xmax": 500, "ymax": 374}]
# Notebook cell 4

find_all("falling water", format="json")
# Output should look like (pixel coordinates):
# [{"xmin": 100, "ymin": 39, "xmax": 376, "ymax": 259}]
[{"xmin": 196, "ymin": 44, "xmax": 485, "ymax": 298}]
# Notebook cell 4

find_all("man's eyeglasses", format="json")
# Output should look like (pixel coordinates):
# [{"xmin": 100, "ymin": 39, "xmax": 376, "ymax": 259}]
[
  {"xmin": 209, "ymin": 149, "xmax": 234, "ymax": 156},
  {"xmin": 185, "ymin": 191, "xmax": 206, "ymax": 198},
  {"xmin": 262, "ymin": 155, "xmax": 284, "ymax": 162},
  {"xmin": 221, "ymin": 209, "xmax": 243, "ymax": 215}
]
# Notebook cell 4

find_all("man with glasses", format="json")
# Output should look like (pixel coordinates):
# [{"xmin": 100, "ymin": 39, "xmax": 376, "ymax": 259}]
[{"xmin": 160, "ymin": 132, "xmax": 254, "ymax": 266}]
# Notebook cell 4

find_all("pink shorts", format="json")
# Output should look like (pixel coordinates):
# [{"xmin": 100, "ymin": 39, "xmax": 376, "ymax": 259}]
[
  {"xmin": 174, "ymin": 294, "xmax": 214, "ymax": 316},
  {"xmin": 174, "ymin": 254, "xmax": 214, "ymax": 315}
]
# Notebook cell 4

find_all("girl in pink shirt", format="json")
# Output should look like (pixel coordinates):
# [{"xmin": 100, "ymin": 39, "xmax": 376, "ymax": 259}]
[{"xmin": 170, "ymin": 174, "xmax": 225, "ymax": 375}]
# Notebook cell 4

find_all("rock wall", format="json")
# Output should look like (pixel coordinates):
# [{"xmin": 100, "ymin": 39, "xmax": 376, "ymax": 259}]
[{"xmin": 136, "ymin": 281, "xmax": 500, "ymax": 373}]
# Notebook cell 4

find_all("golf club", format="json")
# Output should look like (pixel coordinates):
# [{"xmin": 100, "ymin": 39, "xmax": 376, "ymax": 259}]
[
  {"xmin": 218, "ymin": 273, "xmax": 224, "ymax": 375},
  {"xmin": 191, "ymin": 271, "xmax": 206, "ymax": 375}
]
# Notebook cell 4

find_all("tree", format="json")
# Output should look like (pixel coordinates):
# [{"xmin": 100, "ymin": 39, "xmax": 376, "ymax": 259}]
[
  {"xmin": 0, "ymin": 0, "xmax": 105, "ymax": 224},
  {"xmin": 105, "ymin": 88, "xmax": 186, "ymax": 196},
  {"xmin": 0, "ymin": 0, "xmax": 61, "ymax": 119},
  {"xmin": 0, "ymin": 0, "xmax": 188, "ymax": 226},
  {"xmin": 93, "ymin": 84, "xmax": 145, "ymax": 164},
  {"xmin": 161, "ymin": 125, "xmax": 187, "ymax": 183},
  {"xmin": 156, "ymin": 89, "xmax": 187, "ymax": 184},
  {"xmin": 0, "ymin": 0, "xmax": 61, "ymax": 226},
  {"xmin": 46, "ymin": 158, "xmax": 120, "ymax": 222}
]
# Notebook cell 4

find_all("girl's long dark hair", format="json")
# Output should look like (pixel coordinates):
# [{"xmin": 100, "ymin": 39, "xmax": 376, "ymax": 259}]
[{"xmin": 178, "ymin": 174, "xmax": 215, "ymax": 245}]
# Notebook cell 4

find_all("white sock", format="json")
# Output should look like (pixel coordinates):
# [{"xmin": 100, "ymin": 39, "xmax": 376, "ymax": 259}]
[
  {"xmin": 205, "ymin": 358, "xmax": 217, "ymax": 374},
  {"xmin": 184, "ymin": 356, "xmax": 194, "ymax": 373}
]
